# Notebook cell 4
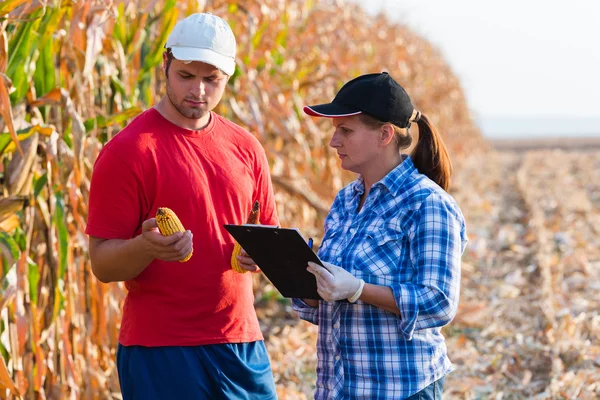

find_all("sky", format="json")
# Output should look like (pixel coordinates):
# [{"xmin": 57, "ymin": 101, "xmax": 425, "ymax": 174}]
[{"xmin": 347, "ymin": 0, "xmax": 600, "ymax": 137}]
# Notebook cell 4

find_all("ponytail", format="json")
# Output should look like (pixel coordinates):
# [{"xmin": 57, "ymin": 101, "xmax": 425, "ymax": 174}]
[{"xmin": 410, "ymin": 113, "xmax": 453, "ymax": 191}]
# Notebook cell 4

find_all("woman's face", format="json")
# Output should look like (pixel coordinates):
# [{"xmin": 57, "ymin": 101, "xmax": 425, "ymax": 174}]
[{"xmin": 329, "ymin": 115, "xmax": 383, "ymax": 173}]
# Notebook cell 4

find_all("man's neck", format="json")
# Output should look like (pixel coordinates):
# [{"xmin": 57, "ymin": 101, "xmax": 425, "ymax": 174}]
[{"xmin": 154, "ymin": 97, "xmax": 211, "ymax": 130}]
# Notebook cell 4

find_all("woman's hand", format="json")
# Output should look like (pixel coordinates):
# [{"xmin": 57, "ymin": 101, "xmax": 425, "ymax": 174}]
[{"xmin": 307, "ymin": 261, "xmax": 361, "ymax": 302}]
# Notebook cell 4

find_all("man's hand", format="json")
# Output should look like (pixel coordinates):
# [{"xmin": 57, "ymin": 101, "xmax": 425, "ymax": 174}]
[
  {"xmin": 235, "ymin": 248, "xmax": 260, "ymax": 272},
  {"xmin": 140, "ymin": 218, "xmax": 193, "ymax": 262},
  {"xmin": 307, "ymin": 261, "xmax": 361, "ymax": 302}
]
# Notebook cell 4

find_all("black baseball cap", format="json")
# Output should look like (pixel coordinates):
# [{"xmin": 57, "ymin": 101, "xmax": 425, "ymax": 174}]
[{"xmin": 303, "ymin": 72, "xmax": 415, "ymax": 128}]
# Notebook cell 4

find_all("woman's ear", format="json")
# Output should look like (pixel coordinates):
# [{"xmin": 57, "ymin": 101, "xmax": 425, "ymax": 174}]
[{"xmin": 380, "ymin": 124, "xmax": 396, "ymax": 146}]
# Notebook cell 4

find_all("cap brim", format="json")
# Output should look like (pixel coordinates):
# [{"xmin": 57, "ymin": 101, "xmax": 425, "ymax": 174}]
[
  {"xmin": 303, "ymin": 103, "xmax": 362, "ymax": 118},
  {"xmin": 171, "ymin": 47, "xmax": 236, "ymax": 76}
]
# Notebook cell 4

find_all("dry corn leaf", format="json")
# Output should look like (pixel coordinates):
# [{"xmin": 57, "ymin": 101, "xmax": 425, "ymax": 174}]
[{"xmin": 0, "ymin": 355, "xmax": 20, "ymax": 398}]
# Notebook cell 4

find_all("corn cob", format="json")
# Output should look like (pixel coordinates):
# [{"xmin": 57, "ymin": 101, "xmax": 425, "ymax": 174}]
[
  {"xmin": 156, "ymin": 207, "xmax": 192, "ymax": 262},
  {"xmin": 231, "ymin": 200, "xmax": 260, "ymax": 273}
]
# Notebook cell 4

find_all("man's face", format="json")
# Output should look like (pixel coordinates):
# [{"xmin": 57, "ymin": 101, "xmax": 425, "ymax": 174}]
[{"xmin": 163, "ymin": 53, "xmax": 229, "ymax": 122}]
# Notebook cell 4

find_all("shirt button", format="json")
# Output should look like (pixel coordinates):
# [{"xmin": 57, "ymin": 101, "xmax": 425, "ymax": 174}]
[
  {"xmin": 336, "ymin": 256, "xmax": 341, "ymax": 262},
  {"xmin": 333, "ymin": 323, "xmax": 340, "ymax": 329},
  {"xmin": 350, "ymin": 228, "xmax": 356, "ymax": 234},
  {"xmin": 335, "ymin": 355, "xmax": 341, "ymax": 361}
]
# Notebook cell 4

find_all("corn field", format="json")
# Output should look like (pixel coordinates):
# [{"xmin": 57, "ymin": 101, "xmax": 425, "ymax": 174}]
[{"xmin": 0, "ymin": 0, "xmax": 485, "ymax": 398}]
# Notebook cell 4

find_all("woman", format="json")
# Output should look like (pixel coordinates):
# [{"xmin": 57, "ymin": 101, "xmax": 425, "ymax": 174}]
[{"xmin": 292, "ymin": 72, "xmax": 468, "ymax": 399}]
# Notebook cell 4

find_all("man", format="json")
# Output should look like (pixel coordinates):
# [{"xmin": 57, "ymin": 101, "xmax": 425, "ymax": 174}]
[{"xmin": 86, "ymin": 12, "xmax": 279, "ymax": 399}]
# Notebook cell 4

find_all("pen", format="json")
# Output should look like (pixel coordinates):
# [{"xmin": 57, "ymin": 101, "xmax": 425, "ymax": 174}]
[{"xmin": 308, "ymin": 237, "xmax": 313, "ymax": 250}]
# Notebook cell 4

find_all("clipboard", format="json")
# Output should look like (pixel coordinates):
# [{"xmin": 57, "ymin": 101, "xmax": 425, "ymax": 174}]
[{"xmin": 224, "ymin": 224, "xmax": 323, "ymax": 300}]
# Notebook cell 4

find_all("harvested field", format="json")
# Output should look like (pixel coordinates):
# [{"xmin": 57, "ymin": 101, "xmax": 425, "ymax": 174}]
[{"xmin": 260, "ymin": 148, "xmax": 600, "ymax": 400}]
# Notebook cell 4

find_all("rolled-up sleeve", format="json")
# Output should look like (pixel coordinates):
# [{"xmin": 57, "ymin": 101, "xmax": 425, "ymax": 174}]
[
  {"xmin": 291, "ymin": 298, "xmax": 319, "ymax": 325},
  {"xmin": 392, "ymin": 193, "xmax": 467, "ymax": 340}
]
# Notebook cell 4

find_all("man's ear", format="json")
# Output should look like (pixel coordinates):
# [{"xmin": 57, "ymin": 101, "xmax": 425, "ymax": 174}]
[
  {"xmin": 162, "ymin": 51, "xmax": 168, "ymax": 76},
  {"xmin": 380, "ymin": 124, "xmax": 395, "ymax": 146}
]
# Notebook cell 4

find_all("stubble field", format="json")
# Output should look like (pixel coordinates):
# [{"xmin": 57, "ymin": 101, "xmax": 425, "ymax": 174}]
[{"xmin": 260, "ymin": 147, "xmax": 600, "ymax": 400}]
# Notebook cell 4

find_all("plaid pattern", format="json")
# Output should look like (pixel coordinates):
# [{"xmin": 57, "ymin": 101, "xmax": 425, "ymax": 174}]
[{"xmin": 292, "ymin": 156, "xmax": 468, "ymax": 399}]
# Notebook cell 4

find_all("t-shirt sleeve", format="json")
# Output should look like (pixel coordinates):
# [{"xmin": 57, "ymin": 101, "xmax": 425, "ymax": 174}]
[
  {"xmin": 85, "ymin": 147, "xmax": 145, "ymax": 240},
  {"xmin": 253, "ymin": 146, "xmax": 279, "ymax": 227}
]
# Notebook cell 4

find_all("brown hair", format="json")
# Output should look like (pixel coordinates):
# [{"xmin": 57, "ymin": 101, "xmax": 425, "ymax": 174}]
[{"xmin": 358, "ymin": 112, "xmax": 453, "ymax": 191}]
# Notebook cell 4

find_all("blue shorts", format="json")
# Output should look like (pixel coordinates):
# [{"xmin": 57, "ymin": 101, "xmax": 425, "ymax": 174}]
[{"xmin": 117, "ymin": 341, "xmax": 277, "ymax": 400}]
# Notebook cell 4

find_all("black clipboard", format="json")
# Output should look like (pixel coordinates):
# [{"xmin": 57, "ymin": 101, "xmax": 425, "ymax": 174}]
[{"xmin": 224, "ymin": 224, "xmax": 323, "ymax": 300}]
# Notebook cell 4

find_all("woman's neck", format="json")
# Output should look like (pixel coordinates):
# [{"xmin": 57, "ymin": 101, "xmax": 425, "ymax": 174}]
[{"xmin": 361, "ymin": 152, "xmax": 403, "ymax": 192}]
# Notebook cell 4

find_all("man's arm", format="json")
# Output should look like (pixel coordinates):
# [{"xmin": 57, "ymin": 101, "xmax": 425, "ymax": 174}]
[{"xmin": 89, "ymin": 218, "xmax": 193, "ymax": 283}]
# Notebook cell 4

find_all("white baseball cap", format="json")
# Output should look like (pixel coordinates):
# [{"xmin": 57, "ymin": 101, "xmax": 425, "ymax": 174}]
[{"xmin": 165, "ymin": 13, "xmax": 236, "ymax": 75}]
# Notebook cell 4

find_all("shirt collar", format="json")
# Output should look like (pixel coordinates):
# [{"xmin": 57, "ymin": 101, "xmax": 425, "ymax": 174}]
[
  {"xmin": 378, "ymin": 154, "xmax": 415, "ymax": 196},
  {"xmin": 351, "ymin": 175, "xmax": 365, "ymax": 195},
  {"xmin": 347, "ymin": 155, "xmax": 416, "ymax": 210}
]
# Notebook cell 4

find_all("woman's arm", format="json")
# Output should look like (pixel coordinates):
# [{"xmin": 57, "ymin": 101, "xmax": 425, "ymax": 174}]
[
  {"xmin": 306, "ymin": 262, "xmax": 400, "ymax": 314},
  {"xmin": 358, "ymin": 284, "xmax": 399, "ymax": 315},
  {"xmin": 391, "ymin": 194, "xmax": 467, "ymax": 338},
  {"xmin": 302, "ymin": 298, "xmax": 319, "ymax": 307}
]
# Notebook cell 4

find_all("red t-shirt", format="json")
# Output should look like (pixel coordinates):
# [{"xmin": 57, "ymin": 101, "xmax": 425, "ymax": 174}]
[{"xmin": 85, "ymin": 108, "xmax": 279, "ymax": 346}]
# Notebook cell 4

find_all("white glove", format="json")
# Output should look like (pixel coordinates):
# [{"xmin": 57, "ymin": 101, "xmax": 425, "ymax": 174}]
[{"xmin": 307, "ymin": 261, "xmax": 363, "ymax": 302}]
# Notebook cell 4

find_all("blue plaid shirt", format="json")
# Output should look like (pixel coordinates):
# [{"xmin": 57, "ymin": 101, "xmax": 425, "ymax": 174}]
[{"xmin": 292, "ymin": 156, "xmax": 468, "ymax": 399}]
